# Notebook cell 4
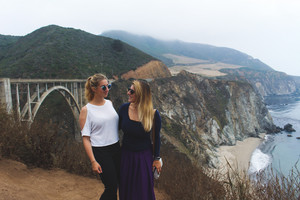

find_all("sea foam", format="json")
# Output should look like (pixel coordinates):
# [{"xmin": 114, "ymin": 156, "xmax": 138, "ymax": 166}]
[{"xmin": 248, "ymin": 148, "xmax": 271, "ymax": 174}]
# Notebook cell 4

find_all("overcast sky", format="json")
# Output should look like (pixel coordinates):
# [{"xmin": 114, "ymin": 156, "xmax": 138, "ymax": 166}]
[{"xmin": 1, "ymin": 0, "xmax": 300, "ymax": 76}]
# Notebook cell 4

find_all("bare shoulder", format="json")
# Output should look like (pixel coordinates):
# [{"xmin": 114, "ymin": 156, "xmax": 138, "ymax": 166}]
[
  {"xmin": 80, "ymin": 105, "xmax": 87, "ymax": 114},
  {"xmin": 79, "ymin": 106, "xmax": 87, "ymax": 129},
  {"xmin": 79, "ymin": 106, "xmax": 87, "ymax": 120}
]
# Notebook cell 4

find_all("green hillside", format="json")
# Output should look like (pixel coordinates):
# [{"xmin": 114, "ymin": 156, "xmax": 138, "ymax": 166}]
[
  {"xmin": 0, "ymin": 35, "xmax": 20, "ymax": 47},
  {"xmin": 0, "ymin": 25, "xmax": 156, "ymax": 79},
  {"xmin": 0, "ymin": 35, "xmax": 20, "ymax": 57},
  {"xmin": 102, "ymin": 30, "xmax": 274, "ymax": 71}
]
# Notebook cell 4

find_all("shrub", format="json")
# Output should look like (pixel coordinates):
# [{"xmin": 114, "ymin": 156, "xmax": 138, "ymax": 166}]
[
  {"xmin": 155, "ymin": 142, "xmax": 225, "ymax": 200},
  {"xmin": 0, "ymin": 105, "xmax": 91, "ymax": 175}
]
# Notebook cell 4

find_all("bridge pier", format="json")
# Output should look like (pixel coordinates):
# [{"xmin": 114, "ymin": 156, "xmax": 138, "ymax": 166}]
[{"xmin": 0, "ymin": 78, "xmax": 13, "ymax": 113}]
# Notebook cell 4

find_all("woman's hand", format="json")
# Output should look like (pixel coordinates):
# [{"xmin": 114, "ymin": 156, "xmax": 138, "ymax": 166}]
[
  {"xmin": 91, "ymin": 161, "xmax": 102, "ymax": 174},
  {"xmin": 152, "ymin": 160, "xmax": 162, "ymax": 173}
]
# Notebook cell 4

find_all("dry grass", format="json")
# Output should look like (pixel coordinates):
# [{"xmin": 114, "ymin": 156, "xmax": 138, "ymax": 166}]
[
  {"xmin": 155, "ymin": 142, "xmax": 225, "ymax": 200},
  {"xmin": 0, "ymin": 106, "xmax": 91, "ymax": 176},
  {"xmin": 1, "ymin": 106, "xmax": 299, "ymax": 200},
  {"xmin": 216, "ymin": 159, "xmax": 300, "ymax": 200}
]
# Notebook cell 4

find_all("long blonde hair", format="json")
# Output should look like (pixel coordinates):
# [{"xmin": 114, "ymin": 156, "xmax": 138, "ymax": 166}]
[
  {"xmin": 132, "ymin": 80, "xmax": 154, "ymax": 132},
  {"xmin": 84, "ymin": 73, "xmax": 107, "ymax": 102}
]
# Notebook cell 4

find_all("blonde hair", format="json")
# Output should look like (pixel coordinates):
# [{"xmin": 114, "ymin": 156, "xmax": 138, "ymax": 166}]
[
  {"xmin": 85, "ymin": 73, "xmax": 107, "ymax": 102},
  {"xmin": 132, "ymin": 80, "xmax": 154, "ymax": 132}
]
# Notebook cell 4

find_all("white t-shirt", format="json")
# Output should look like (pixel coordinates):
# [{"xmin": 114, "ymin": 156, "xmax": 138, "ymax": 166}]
[{"xmin": 81, "ymin": 100, "xmax": 119, "ymax": 147}]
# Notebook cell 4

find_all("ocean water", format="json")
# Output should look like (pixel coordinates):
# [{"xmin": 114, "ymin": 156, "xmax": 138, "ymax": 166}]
[{"xmin": 248, "ymin": 95, "xmax": 300, "ymax": 177}]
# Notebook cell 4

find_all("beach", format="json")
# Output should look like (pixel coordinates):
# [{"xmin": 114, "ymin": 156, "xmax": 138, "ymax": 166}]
[{"xmin": 216, "ymin": 134, "xmax": 265, "ymax": 173}]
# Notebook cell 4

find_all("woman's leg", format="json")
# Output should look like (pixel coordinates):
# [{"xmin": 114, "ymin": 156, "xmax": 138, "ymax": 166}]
[{"xmin": 93, "ymin": 142, "xmax": 120, "ymax": 200}]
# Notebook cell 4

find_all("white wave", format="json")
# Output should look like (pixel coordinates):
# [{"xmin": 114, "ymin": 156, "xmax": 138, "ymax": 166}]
[
  {"xmin": 248, "ymin": 149, "xmax": 271, "ymax": 174},
  {"xmin": 264, "ymin": 134, "xmax": 269, "ymax": 140}
]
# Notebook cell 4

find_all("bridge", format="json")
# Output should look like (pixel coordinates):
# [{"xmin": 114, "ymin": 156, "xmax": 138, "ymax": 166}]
[{"xmin": 0, "ymin": 78, "xmax": 87, "ymax": 140}]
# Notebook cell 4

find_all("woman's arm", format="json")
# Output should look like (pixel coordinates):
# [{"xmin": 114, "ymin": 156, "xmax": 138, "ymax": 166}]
[
  {"xmin": 153, "ymin": 110, "xmax": 161, "ymax": 158},
  {"xmin": 79, "ymin": 106, "xmax": 102, "ymax": 174},
  {"xmin": 82, "ymin": 136, "xmax": 102, "ymax": 174},
  {"xmin": 152, "ymin": 110, "xmax": 162, "ymax": 173}
]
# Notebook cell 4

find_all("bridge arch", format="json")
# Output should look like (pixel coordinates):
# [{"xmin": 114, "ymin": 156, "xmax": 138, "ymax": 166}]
[
  {"xmin": 31, "ymin": 86, "xmax": 80, "ymax": 122},
  {"xmin": 30, "ymin": 86, "xmax": 81, "ymax": 140},
  {"xmin": 1, "ymin": 78, "xmax": 86, "ymax": 140}
]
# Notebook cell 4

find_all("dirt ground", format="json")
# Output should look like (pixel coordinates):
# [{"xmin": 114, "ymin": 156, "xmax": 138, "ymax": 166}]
[{"xmin": 0, "ymin": 159, "xmax": 169, "ymax": 200}]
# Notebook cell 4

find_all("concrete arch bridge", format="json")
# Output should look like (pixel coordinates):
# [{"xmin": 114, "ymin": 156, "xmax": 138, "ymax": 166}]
[{"xmin": 0, "ymin": 78, "xmax": 87, "ymax": 140}]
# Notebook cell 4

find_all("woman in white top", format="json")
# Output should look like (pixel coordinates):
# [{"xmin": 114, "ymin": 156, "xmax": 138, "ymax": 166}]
[{"xmin": 79, "ymin": 73, "xmax": 120, "ymax": 200}]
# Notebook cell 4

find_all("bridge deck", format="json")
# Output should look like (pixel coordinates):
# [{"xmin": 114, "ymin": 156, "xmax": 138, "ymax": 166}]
[{"xmin": 10, "ymin": 79, "xmax": 87, "ymax": 83}]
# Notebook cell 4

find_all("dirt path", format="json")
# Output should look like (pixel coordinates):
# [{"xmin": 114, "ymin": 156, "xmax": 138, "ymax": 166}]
[{"xmin": 0, "ymin": 159, "xmax": 169, "ymax": 200}]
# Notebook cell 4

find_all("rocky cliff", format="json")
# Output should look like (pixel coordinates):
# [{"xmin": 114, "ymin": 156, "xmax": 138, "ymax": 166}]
[
  {"xmin": 121, "ymin": 60, "xmax": 171, "ymax": 80},
  {"xmin": 221, "ymin": 68, "xmax": 297, "ymax": 97},
  {"xmin": 110, "ymin": 71, "xmax": 275, "ymax": 167},
  {"xmin": 292, "ymin": 76, "xmax": 300, "ymax": 93}
]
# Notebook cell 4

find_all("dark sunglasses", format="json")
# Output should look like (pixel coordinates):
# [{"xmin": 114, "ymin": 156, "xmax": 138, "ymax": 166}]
[
  {"xmin": 100, "ymin": 84, "xmax": 112, "ymax": 91},
  {"xmin": 127, "ymin": 87, "xmax": 135, "ymax": 94}
]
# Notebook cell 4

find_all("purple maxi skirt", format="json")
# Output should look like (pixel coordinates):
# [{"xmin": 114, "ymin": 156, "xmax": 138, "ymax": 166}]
[{"xmin": 119, "ymin": 147, "xmax": 155, "ymax": 200}]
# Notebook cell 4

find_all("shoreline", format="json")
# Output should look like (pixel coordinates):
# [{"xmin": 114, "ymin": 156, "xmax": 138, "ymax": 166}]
[{"xmin": 216, "ymin": 134, "xmax": 265, "ymax": 173}]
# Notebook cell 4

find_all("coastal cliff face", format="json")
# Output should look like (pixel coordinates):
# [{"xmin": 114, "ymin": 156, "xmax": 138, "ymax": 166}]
[
  {"xmin": 121, "ymin": 60, "xmax": 171, "ymax": 80},
  {"xmin": 250, "ymin": 72, "xmax": 296, "ymax": 96},
  {"xmin": 150, "ymin": 71, "xmax": 274, "ymax": 167},
  {"xmin": 292, "ymin": 76, "xmax": 300, "ymax": 93},
  {"xmin": 110, "ymin": 71, "xmax": 275, "ymax": 167},
  {"xmin": 221, "ymin": 69, "xmax": 297, "ymax": 96}
]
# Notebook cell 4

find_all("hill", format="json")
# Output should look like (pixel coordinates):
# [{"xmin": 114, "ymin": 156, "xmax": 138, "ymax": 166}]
[
  {"xmin": 219, "ymin": 68, "xmax": 298, "ymax": 96},
  {"xmin": 102, "ymin": 30, "xmax": 300, "ymax": 96},
  {"xmin": 0, "ymin": 25, "xmax": 163, "ymax": 79},
  {"xmin": 0, "ymin": 35, "xmax": 20, "ymax": 48},
  {"xmin": 0, "ymin": 35, "xmax": 20, "ymax": 57},
  {"xmin": 101, "ymin": 30, "xmax": 273, "ymax": 71}
]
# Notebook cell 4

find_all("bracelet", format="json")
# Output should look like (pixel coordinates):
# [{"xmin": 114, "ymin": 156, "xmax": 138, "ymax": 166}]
[
  {"xmin": 154, "ymin": 157, "xmax": 161, "ymax": 161},
  {"xmin": 91, "ymin": 160, "xmax": 97, "ymax": 164}
]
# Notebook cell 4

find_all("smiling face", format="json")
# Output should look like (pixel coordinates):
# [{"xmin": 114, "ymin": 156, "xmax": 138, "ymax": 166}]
[
  {"xmin": 127, "ymin": 85, "xmax": 136, "ymax": 103},
  {"xmin": 94, "ymin": 79, "xmax": 109, "ymax": 98}
]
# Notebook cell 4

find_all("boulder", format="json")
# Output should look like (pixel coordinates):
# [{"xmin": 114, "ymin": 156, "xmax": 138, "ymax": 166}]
[{"xmin": 283, "ymin": 123, "xmax": 296, "ymax": 132}]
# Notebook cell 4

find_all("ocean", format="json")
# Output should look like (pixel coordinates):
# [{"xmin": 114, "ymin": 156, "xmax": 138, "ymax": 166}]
[{"xmin": 248, "ymin": 95, "xmax": 300, "ymax": 177}]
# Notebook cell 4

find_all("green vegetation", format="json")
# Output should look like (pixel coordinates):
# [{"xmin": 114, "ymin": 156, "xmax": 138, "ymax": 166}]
[
  {"xmin": 0, "ymin": 35, "xmax": 20, "ymax": 60},
  {"xmin": 0, "ymin": 25, "xmax": 156, "ymax": 79},
  {"xmin": 0, "ymin": 35, "xmax": 20, "ymax": 48}
]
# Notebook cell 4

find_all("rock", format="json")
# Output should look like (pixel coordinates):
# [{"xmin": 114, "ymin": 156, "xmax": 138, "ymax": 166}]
[
  {"xmin": 283, "ymin": 123, "xmax": 296, "ymax": 132},
  {"xmin": 265, "ymin": 125, "xmax": 283, "ymax": 134},
  {"xmin": 275, "ymin": 126, "xmax": 284, "ymax": 132},
  {"xmin": 121, "ymin": 60, "xmax": 171, "ymax": 80},
  {"xmin": 287, "ymin": 134, "xmax": 293, "ymax": 137}
]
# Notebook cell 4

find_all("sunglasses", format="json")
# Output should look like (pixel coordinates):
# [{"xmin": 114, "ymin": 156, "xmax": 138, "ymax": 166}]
[
  {"xmin": 127, "ymin": 87, "xmax": 135, "ymax": 95},
  {"xmin": 100, "ymin": 84, "xmax": 112, "ymax": 91}
]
